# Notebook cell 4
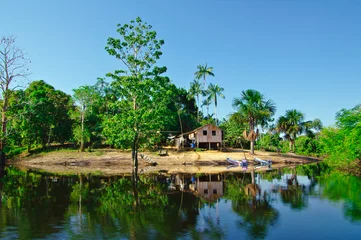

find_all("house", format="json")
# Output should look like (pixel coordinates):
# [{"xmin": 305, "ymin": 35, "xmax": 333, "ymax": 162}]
[{"xmin": 175, "ymin": 124, "xmax": 223, "ymax": 150}]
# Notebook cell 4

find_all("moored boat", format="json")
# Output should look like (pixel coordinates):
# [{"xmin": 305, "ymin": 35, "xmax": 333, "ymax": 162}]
[
  {"xmin": 226, "ymin": 158, "xmax": 248, "ymax": 167},
  {"xmin": 254, "ymin": 157, "xmax": 272, "ymax": 166}
]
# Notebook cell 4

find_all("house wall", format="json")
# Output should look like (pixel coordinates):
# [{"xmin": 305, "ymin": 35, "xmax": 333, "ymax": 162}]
[
  {"xmin": 197, "ymin": 181, "xmax": 224, "ymax": 199},
  {"xmin": 195, "ymin": 125, "xmax": 222, "ymax": 143}
]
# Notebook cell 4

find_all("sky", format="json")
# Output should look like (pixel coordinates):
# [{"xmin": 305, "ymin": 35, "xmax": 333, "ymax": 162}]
[{"xmin": 1, "ymin": 0, "xmax": 360, "ymax": 127}]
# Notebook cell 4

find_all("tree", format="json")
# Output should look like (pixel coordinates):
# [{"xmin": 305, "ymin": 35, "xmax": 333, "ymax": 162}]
[
  {"xmin": 232, "ymin": 89, "xmax": 276, "ymax": 154},
  {"xmin": 73, "ymin": 86, "xmax": 97, "ymax": 152},
  {"xmin": 201, "ymin": 95, "xmax": 211, "ymax": 117},
  {"xmin": 205, "ymin": 83, "xmax": 225, "ymax": 125},
  {"xmin": 188, "ymin": 79, "xmax": 202, "ymax": 122},
  {"xmin": 103, "ymin": 17, "xmax": 172, "ymax": 179},
  {"xmin": 0, "ymin": 36, "xmax": 29, "ymax": 165},
  {"xmin": 194, "ymin": 64, "xmax": 214, "ymax": 116},
  {"xmin": 276, "ymin": 109, "xmax": 322, "ymax": 152},
  {"xmin": 21, "ymin": 80, "xmax": 73, "ymax": 150},
  {"xmin": 194, "ymin": 64, "xmax": 214, "ymax": 87},
  {"xmin": 318, "ymin": 104, "xmax": 361, "ymax": 167}
]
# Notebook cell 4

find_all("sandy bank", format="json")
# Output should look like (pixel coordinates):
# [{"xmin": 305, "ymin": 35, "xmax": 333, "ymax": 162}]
[{"xmin": 9, "ymin": 148, "xmax": 321, "ymax": 175}]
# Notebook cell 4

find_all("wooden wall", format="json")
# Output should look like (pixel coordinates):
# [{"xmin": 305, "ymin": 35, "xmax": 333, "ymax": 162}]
[{"xmin": 196, "ymin": 125, "xmax": 222, "ymax": 143}]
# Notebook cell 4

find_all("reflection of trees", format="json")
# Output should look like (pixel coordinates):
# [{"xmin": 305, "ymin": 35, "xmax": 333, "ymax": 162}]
[
  {"xmin": 96, "ymin": 175, "xmax": 199, "ymax": 239},
  {"xmin": 224, "ymin": 171, "xmax": 279, "ymax": 239},
  {"xmin": 0, "ymin": 167, "xmax": 72, "ymax": 239},
  {"xmin": 318, "ymin": 172, "xmax": 361, "ymax": 222},
  {"xmin": 280, "ymin": 168, "xmax": 307, "ymax": 210}
]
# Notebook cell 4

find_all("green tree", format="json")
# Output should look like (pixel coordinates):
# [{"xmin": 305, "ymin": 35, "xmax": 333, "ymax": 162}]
[
  {"xmin": 194, "ymin": 64, "xmax": 214, "ymax": 117},
  {"xmin": 205, "ymin": 83, "xmax": 225, "ymax": 125},
  {"xmin": 219, "ymin": 113, "xmax": 248, "ymax": 148},
  {"xmin": 232, "ymin": 89, "xmax": 276, "ymax": 154},
  {"xmin": 0, "ymin": 36, "xmax": 30, "ymax": 165},
  {"xmin": 276, "ymin": 109, "xmax": 322, "ymax": 152},
  {"xmin": 201, "ymin": 96, "xmax": 211, "ymax": 117},
  {"xmin": 188, "ymin": 79, "xmax": 202, "ymax": 122},
  {"xmin": 103, "ymin": 17, "xmax": 172, "ymax": 178},
  {"xmin": 194, "ymin": 64, "xmax": 214, "ymax": 87},
  {"xmin": 21, "ymin": 80, "xmax": 73, "ymax": 150},
  {"xmin": 318, "ymin": 104, "xmax": 361, "ymax": 167},
  {"xmin": 73, "ymin": 86, "xmax": 98, "ymax": 152}
]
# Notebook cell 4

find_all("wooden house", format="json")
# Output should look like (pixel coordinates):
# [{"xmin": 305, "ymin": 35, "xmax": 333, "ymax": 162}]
[{"xmin": 175, "ymin": 124, "xmax": 223, "ymax": 150}]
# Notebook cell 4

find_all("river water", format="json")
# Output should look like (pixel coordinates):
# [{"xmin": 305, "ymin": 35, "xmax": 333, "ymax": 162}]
[{"xmin": 0, "ymin": 163, "xmax": 360, "ymax": 239}]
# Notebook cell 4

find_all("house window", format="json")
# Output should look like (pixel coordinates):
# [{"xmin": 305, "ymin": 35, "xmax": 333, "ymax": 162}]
[
  {"xmin": 212, "ymin": 131, "xmax": 216, "ymax": 136},
  {"xmin": 213, "ymin": 189, "xmax": 217, "ymax": 194},
  {"xmin": 204, "ymin": 189, "xmax": 208, "ymax": 194},
  {"xmin": 203, "ymin": 130, "xmax": 207, "ymax": 135}
]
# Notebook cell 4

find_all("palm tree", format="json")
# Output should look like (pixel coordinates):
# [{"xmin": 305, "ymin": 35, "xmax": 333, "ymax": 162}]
[
  {"xmin": 205, "ymin": 83, "xmax": 225, "ymax": 125},
  {"xmin": 276, "ymin": 109, "xmax": 305, "ymax": 152},
  {"xmin": 232, "ymin": 89, "xmax": 276, "ymax": 155},
  {"xmin": 188, "ymin": 79, "xmax": 203, "ymax": 122},
  {"xmin": 276, "ymin": 109, "xmax": 322, "ymax": 152},
  {"xmin": 202, "ymin": 96, "xmax": 212, "ymax": 117},
  {"xmin": 194, "ymin": 64, "xmax": 215, "ymax": 88}
]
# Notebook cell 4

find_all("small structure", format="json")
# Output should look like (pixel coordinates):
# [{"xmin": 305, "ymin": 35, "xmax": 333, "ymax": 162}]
[{"xmin": 175, "ymin": 124, "xmax": 223, "ymax": 150}]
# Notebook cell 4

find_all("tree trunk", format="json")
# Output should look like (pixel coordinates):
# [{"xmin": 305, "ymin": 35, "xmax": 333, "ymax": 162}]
[
  {"xmin": 80, "ymin": 111, "xmax": 85, "ymax": 152},
  {"xmin": 214, "ymin": 103, "xmax": 217, "ymax": 126},
  {"xmin": 292, "ymin": 139, "xmax": 296, "ymax": 153},
  {"xmin": 178, "ymin": 111, "xmax": 183, "ymax": 135},
  {"xmin": 197, "ymin": 96, "xmax": 200, "ymax": 123},
  {"xmin": 250, "ymin": 140, "xmax": 255, "ymax": 155},
  {"xmin": 131, "ymin": 134, "xmax": 139, "ymax": 184},
  {"xmin": 0, "ymin": 103, "xmax": 7, "ymax": 166}
]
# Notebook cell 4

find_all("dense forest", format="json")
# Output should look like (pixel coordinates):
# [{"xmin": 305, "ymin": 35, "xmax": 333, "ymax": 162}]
[{"xmin": 0, "ymin": 18, "xmax": 360, "ymax": 170}]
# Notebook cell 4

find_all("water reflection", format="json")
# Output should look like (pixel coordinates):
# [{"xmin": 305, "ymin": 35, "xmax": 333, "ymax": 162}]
[{"xmin": 0, "ymin": 164, "xmax": 361, "ymax": 239}]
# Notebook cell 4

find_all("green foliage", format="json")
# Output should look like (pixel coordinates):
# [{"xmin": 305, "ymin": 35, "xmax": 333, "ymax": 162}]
[
  {"xmin": 276, "ymin": 109, "xmax": 322, "ymax": 152},
  {"xmin": 294, "ymin": 135, "xmax": 321, "ymax": 156},
  {"xmin": 203, "ymin": 83, "xmax": 225, "ymax": 125},
  {"xmin": 232, "ymin": 89, "xmax": 276, "ymax": 153},
  {"xmin": 72, "ymin": 85, "xmax": 104, "ymax": 151},
  {"xmin": 18, "ymin": 80, "xmax": 74, "ymax": 149},
  {"xmin": 70, "ymin": 182, "xmax": 90, "ymax": 203},
  {"xmin": 1, "ymin": 167, "xmax": 43, "ymax": 208},
  {"xmin": 103, "ymin": 18, "xmax": 173, "ymax": 155},
  {"xmin": 318, "ymin": 171, "xmax": 361, "ymax": 222},
  {"xmin": 318, "ymin": 104, "xmax": 361, "ymax": 167},
  {"xmin": 98, "ymin": 177, "xmax": 168, "ymax": 214},
  {"xmin": 258, "ymin": 133, "xmax": 281, "ymax": 152},
  {"xmin": 219, "ymin": 114, "xmax": 248, "ymax": 148}
]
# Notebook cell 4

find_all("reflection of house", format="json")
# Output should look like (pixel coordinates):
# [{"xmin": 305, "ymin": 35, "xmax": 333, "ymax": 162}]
[
  {"xmin": 196, "ymin": 181, "xmax": 223, "ymax": 202},
  {"xmin": 188, "ymin": 174, "xmax": 224, "ymax": 202},
  {"xmin": 175, "ymin": 124, "xmax": 223, "ymax": 150}
]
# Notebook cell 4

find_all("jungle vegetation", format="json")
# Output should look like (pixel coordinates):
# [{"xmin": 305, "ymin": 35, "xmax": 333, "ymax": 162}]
[{"xmin": 0, "ymin": 18, "xmax": 360, "ymax": 170}]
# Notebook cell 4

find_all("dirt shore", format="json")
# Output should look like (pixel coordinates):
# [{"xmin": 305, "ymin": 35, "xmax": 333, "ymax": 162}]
[{"xmin": 9, "ymin": 148, "xmax": 321, "ymax": 175}]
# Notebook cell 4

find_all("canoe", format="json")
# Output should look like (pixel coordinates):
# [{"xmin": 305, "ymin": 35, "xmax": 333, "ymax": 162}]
[
  {"xmin": 226, "ymin": 158, "xmax": 248, "ymax": 167},
  {"xmin": 254, "ymin": 157, "xmax": 272, "ymax": 166}
]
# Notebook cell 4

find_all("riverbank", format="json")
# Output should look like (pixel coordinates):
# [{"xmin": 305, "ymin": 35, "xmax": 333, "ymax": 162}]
[{"xmin": 9, "ymin": 148, "xmax": 321, "ymax": 175}]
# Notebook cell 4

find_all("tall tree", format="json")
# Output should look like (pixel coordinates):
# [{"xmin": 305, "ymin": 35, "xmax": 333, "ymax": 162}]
[
  {"xmin": 205, "ymin": 83, "xmax": 225, "ymax": 125},
  {"xmin": 194, "ymin": 64, "xmax": 214, "ymax": 87},
  {"xmin": 276, "ymin": 109, "xmax": 322, "ymax": 152},
  {"xmin": 188, "ymin": 79, "xmax": 202, "ymax": 123},
  {"xmin": 232, "ymin": 89, "xmax": 276, "ymax": 155},
  {"xmin": 73, "ymin": 86, "xmax": 97, "ymax": 152},
  {"xmin": 103, "ymin": 17, "xmax": 172, "ymax": 180},
  {"xmin": 22, "ymin": 80, "xmax": 73, "ymax": 150},
  {"xmin": 194, "ymin": 64, "xmax": 214, "ymax": 116},
  {"xmin": 0, "ymin": 36, "xmax": 29, "ymax": 164}
]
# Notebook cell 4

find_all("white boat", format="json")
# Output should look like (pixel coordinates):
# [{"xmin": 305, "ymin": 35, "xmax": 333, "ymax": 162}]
[
  {"xmin": 226, "ymin": 158, "xmax": 248, "ymax": 167},
  {"xmin": 254, "ymin": 157, "xmax": 272, "ymax": 166}
]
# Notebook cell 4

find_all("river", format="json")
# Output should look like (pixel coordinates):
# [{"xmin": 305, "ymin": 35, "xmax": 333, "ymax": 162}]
[{"xmin": 0, "ymin": 163, "xmax": 360, "ymax": 239}]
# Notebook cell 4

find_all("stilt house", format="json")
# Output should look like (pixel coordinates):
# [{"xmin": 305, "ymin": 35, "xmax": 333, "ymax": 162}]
[{"xmin": 175, "ymin": 124, "xmax": 223, "ymax": 150}]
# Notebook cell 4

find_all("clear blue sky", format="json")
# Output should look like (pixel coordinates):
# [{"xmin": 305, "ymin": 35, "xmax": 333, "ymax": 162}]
[{"xmin": 2, "ymin": 0, "xmax": 360, "ymax": 127}]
